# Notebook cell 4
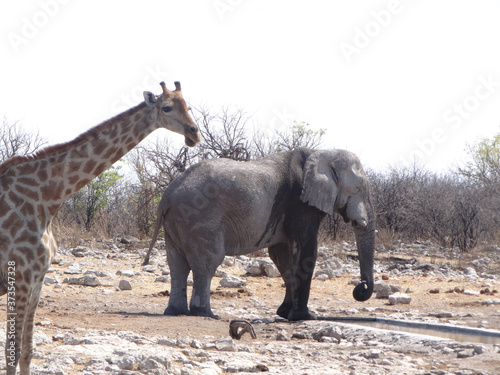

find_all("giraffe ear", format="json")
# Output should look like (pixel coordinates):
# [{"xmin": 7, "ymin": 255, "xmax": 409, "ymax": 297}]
[{"xmin": 143, "ymin": 91, "xmax": 157, "ymax": 107}]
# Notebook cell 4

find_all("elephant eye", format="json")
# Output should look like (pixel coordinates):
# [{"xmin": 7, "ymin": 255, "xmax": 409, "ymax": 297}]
[{"xmin": 162, "ymin": 106, "xmax": 173, "ymax": 113}]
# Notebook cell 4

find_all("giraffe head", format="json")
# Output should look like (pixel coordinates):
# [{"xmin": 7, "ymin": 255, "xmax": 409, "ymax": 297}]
[{"xmin": 144, "ymin": 81, "xmax": 201, "ymax": 147}]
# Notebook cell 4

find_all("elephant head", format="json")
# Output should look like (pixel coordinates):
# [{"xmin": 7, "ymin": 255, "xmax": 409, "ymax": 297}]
[{"xmin": 300, "ymin": 149, "xmax": 375, "ymax": 302}]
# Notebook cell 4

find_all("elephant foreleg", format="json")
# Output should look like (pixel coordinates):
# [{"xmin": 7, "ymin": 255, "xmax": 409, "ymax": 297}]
[
  {"xmin": 269, "ymin": 237, "xmax": 318, "ymax": 321},
  {"xmin": 289, "ymin": 238, "xmax": 318, "ymax": 321},
  {"xmin": 268, "ymin": 243, "xmax": 294, "ymax": 319}
]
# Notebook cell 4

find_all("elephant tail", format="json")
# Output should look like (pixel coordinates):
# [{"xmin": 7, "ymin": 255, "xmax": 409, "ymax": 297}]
[{"xmin": 142, "ymin": 204, "xmax": 167, "ymax": 266}]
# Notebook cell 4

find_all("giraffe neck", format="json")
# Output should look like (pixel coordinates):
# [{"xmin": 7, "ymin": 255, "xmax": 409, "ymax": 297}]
[{"xmin": 2, "ymin": 102, "xmax": 159, "ymax": 220}]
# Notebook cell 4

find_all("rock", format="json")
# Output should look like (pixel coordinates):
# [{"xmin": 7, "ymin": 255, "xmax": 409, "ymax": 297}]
[
  {"xmin": 312, "ymin": 325, "xmax": 343, "ymax": 343},
  {"xmin": 139, "ymin": 357, "xmax": 168, "ymax": 372},
  {"xmin": 457, "ymin": 350, "xmax": 473, "ymax": 358},
  {"xmin": 429, "ymin": 312, "xmax": 453, "ymax": 318},
  {"xmin": 64, "ymin": 275, "xmax": 101, "ymax": 287},
  {"xmin": 374, "ymin": 281, "xmax": 392, "ymax": 299},
  {"xmin": 482, "ymin": 298, "xmax": 500, "ymax": 305},
  {"xmin": 263, "ymin": 263, "xmax": 280, "ymax": 277},
  {"xmin": 64, "ymin": 263, "xmax": 82, "ymax": 274},
  {"xmin": 364, "ymin": 349, "xmax": 382, "ymax": 359},
  {"xmin": 116, "ymin": 270, "xmax": 138, "ymax": 277},
  {"xmin": 222, "ymin": 257, "xmax": 235, "ymax": 267},
  {"xmin": 119, "ymin": 279, "xmax": 133, "ymax": 290},
  {"xmin": 142, "ymin": 264, "xmax": 157, "ymax": 273},
  {"xmin": 117, "ymin": 355, "xmax": 136, "ymax": 370},
  {"xmin": 85, "ymin": 270, "xmax": 113, "ymax": 278},
  {"xmin": 119, "ymin": 236, "xmax": 139, "ymax": 244},
  {"xmin": 246, "ymin": 260, "xmax": 265, "ymax": 276},
  {"xmin": 388, "ymin": 292, "xmax": 411, "ymax": 305},
  {"xmin": 155, "ymin": 276, "xmax": 171, "ymax": 283},
  {"xmin": 215, "ymin": 337, "xmax": 236, "ymax": 352},
  {"xmin": 276, "ymin": 331, "xmax": 290, "ymax": 341},
  {"xmin": 70, "ymin": 246, "xmax": 92, "ymax": 257},
  {"xmin": 44, "ymin": 276, "xmax": 60, "ymax": 285},
  {"xmin": 389, "ymin": 284, "xmax": 402, "ymax": 293},
  {"xmin": 219, "ymin": 274, "xmax": 247, "ymax": 288},
  {"xmin": 473, "ymin": 345, "xmax": 485, "ymax": 355},
  {"xmin": 464, "ymin": 267, "xmax": 477, "ymax": 276},
  {"xmin": 429, "ymin": 288, "xmax": 440, "ymax": 294},
  {"xmin": 463, "ymin": 289, "xmax": 480, "ymax": 296},
  {"xmin": 245, "ymin": 259, "xmax": 280, "ymax": 277},
  {"xmin": 315, "ymin": 273, "xmax": 329, "ymax": 281}
]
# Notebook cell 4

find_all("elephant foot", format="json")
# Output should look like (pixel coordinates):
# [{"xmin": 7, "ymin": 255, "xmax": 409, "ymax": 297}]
[
  {"xmin": 276, "ymin": 303, "xmax": 292, "ymax": 319},
  {"xmin": 164, "ymin": 305, "xmax": 190, "ymax": 316},
  {"xmin": 189, "ymin": 306, "xmax": 218, "ymax": 319},
  {"xmin": 277, "ymin": 303, "xmax": 316, "ymax": 321},
  {"xmin": 287, "ymin": 308, "xmax": 317, "ymax": 321}
]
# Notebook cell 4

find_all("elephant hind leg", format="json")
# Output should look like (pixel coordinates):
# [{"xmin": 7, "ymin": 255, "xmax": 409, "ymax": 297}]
[
  {"xmin": 164, "ymin": 245, "xmax": 190, "ymax": 316},
  {"xmin": 188, "ymin": 254, "xmax": 224, "ymax": 319}
]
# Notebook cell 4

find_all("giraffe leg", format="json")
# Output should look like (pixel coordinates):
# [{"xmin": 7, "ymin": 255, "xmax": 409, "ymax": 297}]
[
  {"xmin": 19, "ymin": 279, "xmax": 44, "ymax": 375},
  {"xmin": 5, "ymin": 280, "xmax": 29, "ymax": 375}
]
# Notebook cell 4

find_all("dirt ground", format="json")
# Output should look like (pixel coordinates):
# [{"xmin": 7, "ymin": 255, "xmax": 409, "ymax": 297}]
[{"xmin": 1, "ymin": 239, "xmax": 500, "ymax": 374}]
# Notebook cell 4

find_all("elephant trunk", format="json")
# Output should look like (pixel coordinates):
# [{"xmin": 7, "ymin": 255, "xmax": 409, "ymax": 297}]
[{"xmin": 352, "ymin": 203, "xmax": 375, "ymax": 302}]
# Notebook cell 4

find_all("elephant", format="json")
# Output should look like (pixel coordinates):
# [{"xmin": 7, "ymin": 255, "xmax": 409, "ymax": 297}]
[{"xmin": 143, "ymin": 147, "xmax": 375, "ymax": 321}]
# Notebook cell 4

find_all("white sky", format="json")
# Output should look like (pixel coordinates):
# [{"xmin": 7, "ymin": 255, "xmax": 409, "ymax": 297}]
[{"xmin": 1, "ymin": 0, "xmax": 500, "ymax": 172}]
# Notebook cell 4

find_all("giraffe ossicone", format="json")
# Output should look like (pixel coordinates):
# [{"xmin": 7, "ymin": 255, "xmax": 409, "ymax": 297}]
[{"xmin": 0, "ymin": 81, "xmax": 200, "ymax": 375}]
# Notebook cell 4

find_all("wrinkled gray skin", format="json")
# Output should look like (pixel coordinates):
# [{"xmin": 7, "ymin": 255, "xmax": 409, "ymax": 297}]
[{"xmin": 144, "ymin": 148, "xmax": 375, "ymax": 321}]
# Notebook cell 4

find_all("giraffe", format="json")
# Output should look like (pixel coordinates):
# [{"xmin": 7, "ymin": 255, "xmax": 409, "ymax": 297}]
[{"xmin": 0, "ymin": 81, "xmax": 201, "ymax": 375}]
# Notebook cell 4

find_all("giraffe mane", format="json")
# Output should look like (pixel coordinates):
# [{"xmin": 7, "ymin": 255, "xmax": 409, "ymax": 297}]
[{"xmin": 0, "ymin": 102, "xmax": 148, "ymax": 176}]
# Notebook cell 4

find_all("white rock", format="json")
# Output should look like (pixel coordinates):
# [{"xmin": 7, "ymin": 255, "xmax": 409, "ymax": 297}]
[
  {"xmin": 64, "ymin": 263, "xmax": 82, "ymax": 274},
  {"xmin": 215, "ymin": 337, "xmax": 236, "ymax": 351},
  {"xmin": 464, "ymin": 267, "xmax": 477, "ymax": 276},
  {"xmin": 155, "ymin": 276, "xmax": 171, "ymax": 283},
  {"xmin": 117, "ymin": 355, "xmax": 136, "ymax": 370},
  {"xmin": 374, "ymin": 281, "xmax": 392, "ymax": 299},
  {"xmin": 44, "ymin": 276, "xmax": 60, "ymax": 285},
  {"xmin": 482, "ymin": 298, "xmax": 500, "ymax": 305},
  {"xmin": 65, "ymin": 275, "xmax": 101, "ymax": 287},
  {"xmin": 263, "ymin": 263, "xmax": 281, "ymax": 277},
  {"xmin": 388, "ymin": 292, "xmax": 412, "ymax": 305},
  {"xmin": 119, "ymin": 279, "xmax": 133, "ymax": 290},
  {"xmin": 117, "ymin": 270, "xmax": 138, "ymax": 277},
  {"xmin": 246, "ymin": 260, "xmax": 264, "ymax": 276},
  {"xmin": 463, "ymin": 289, "xmax": 480, "ymax": 296},
  {"xmin": 70, "ymin": 246, "xmax": 92, "ymax": 257},
  {"xmin": 219, "ymin": 274, "xmax": 247, "ymax": 288},
  {"xmin": 142, "ymin": 264, "xmax": 157, "ymax": 273}
]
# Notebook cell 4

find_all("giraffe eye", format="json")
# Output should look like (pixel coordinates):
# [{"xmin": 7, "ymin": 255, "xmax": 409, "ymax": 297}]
[{"xmin": 162, "ymin": 106, "xmax": 173, "ymax": 113}]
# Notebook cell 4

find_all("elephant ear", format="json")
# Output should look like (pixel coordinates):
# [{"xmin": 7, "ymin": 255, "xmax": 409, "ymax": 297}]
[{"xmin": 300, "ymin": 151, "xmax": 339, "ymax": 216}]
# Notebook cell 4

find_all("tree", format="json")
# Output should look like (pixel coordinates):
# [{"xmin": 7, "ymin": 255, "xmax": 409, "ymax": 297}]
[
  {"xmin": 0, "ymin": 116, "xmax": 47, "ymax": 162},
  {"xmin": 67, "ymin": 166, "xmax": 123, "ymax": 231},
  {"xmin": 253, "ymin": 121, "xmax": 326, "ymax": 158},
  {"xmin": 274, "ymin": 122, "xmax": 326, "ymax": 151},
  {"xmin": 193, "ymin": 106, "xmax": 251, "ymax": 161},
  {"xmin": 457, "ymin": 134, "xmax": 500, "ymax": 185}
]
